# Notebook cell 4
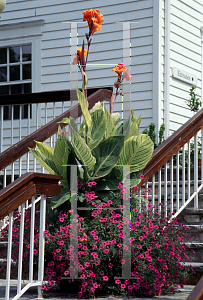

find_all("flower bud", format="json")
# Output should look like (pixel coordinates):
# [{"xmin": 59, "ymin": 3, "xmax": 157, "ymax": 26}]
[{"xmin": 114, "ymin": 81, "xmax": 119, "ymax": 88}]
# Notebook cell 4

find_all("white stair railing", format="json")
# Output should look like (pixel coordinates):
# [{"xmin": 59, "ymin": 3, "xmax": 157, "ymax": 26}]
[
  {"xmin": 0, "ymin": 173, "xmax": 60, "ymax": 300},
  {"xmin": 139, "ymin": 128, "xmax": 203, "ymax": 221}
]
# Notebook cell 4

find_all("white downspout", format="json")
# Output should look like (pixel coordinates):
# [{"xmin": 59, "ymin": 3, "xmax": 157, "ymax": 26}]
[{"xmin": 164, "ymin": 0, "xmax": 171, "ymax": 138}]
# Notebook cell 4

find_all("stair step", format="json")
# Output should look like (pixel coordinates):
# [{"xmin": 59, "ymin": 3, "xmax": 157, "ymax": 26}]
[{"xmin": 185, "ymin": 242, "xmax": 203, "ymax": 249}]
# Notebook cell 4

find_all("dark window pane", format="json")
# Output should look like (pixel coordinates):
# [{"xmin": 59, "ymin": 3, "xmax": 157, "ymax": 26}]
[
  {"xmin": 9, "ymin": 46, "xmax": 20, "ymax": 63},
  {"xmin": 10, "ymin": 65, "xmax": 20, "ymax": 81},
  {"xmin": 11, "ymin": 84, "xmax": 22, "ymax": 94},
  {"xmin": 3, "ymin": 106, "xmax": 10, "ymax": 120},
  {"xmin": 22, "ymin": 104, "xmax": 32, "ymax": 119},
  {"xmin": 0, "ymin": 48, "xmax": 7, "ymax": 64},
  {"xmin": 22, "ymin": 44, "xmax": 31, "ymax": 62},
  {"xmin": 0, "ymin": 85, "xmax": 9, "ymax": 95},
  {"xmin": 14, "ymin": 105, "xmax": 20, "ymax": 119},
  {"xmin": 23, "ymin": 64, "xmax": 31, "ymax": 80},
  {"xmin": 24, "ymin": 83, "xmax": 32, "ymax": 93},
  {"xmin": 22, "ymin": 104, "xmax": 28, "ymax": 119},
  {"xmin": 0, "ymin": 67, "xmax": 7, "ymax": 82}
]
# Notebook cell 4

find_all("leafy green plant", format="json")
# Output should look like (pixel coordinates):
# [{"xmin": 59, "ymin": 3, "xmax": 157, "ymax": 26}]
[
  {"xmin": 142, "ymin": 123, "xmax": 165, "ymax": 149},
  {"xmin": 29, "ymin": 106, "xmax": 153, "ymax": 211},
  {"xmin": 29, "ymin": 8, "xmax": 154, "ymax": 212},
  {"xmin": 186, "ymin": 85, "xmax": 201, "ymax": 112}
]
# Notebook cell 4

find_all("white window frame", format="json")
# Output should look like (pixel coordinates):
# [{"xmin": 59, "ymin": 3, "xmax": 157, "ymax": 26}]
[{"xmin": 0, "ymin": 19, "xmax": 44, "ymax": 127}]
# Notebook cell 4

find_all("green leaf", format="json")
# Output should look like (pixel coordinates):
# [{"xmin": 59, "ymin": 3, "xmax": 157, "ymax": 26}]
[
  {"xmin": 94, "ymin": 179, "xmax": 121, "ymax": 191},
  {"xmin": 116, "ymin": 117, "xmax": 130, "ymax": 136},
  {"xmin": 57, "ymin": 118, "xmax": 70, "ymax": 124},
  {"xmin": 53, "ymin": 135, "xmax": 71, "ymax": 187},
  {"xmin": 79, "ymin": 118, "xmax": 87, "ymax": 139},
  {"xmin": 78, "ymin": 90, "xmax": 92, "ymax": 127},
  {"xmin": 29, "ymin": 148, "xmax": 58, "ymax": 175},
  {"xmin": 95, "ymin": 190, "xmax": 114, "ymax": 202},
  {"xmin": 35, "ymin": 141, "xmax": 54, "ymax": 160},
  {"xmin": 116, "ymin": 111, "xmax": 140, "ymax": 141},
  {"xmin": 91, "ymin": 136, "xmax": 124, "ymax": 179},
  {"xmin": 50, "ymin": 188, "xmax": 70, "ymax": 210},
  {"xmin": 70, "ymin": 117, "xmax": 96, "ymax": 176},
  {"xmin": 136, "ymin": 114, "xmax": 141, "ymax": 127},
  {"xmin": 103, "ymin": 104, "xmax": 115, "ymax": 138},
  {"xmin": 53, "ymin": 137, "xmax": 67, "ymax": 175},
  {"xmin": 130, "ymin": 170, "xmax": 143, "ymax": 188},
  {"xmin": 82, "ymin": 72, "xmax": 88, "ymax": 92},
  {"xmin": 112, "ymin": 113, "xmax": 121, "ymax": 127},
  {"xmin": 90, "ymin": 101, "xmax": 101, "ymax": 114},
  {"xmin": 117, "ymin": 134, "xmax": 154, "ymax": 172},
  {"xmin": 130, "ymin": 109, "xmax": 139, "ymax": 136},
  {"xmin": 88, "ymin": 109, "xmax": 106, "ymax": 150},
  {"xmin": 78, "ymin": 192, "xmax": 85, "ymax": 202}
]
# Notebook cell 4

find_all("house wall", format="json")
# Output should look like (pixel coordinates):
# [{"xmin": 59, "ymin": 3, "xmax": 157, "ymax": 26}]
[
  {"xmin": 0, "ymin": 0, "xmax": 155, "ymax": 174},
  {"xmin": 169, "ymin": 0, "xmax": 203, "ymax": 134},
  {"xmin": 1, "ymin": 0, "xmax": 203, "ymax": 175}
]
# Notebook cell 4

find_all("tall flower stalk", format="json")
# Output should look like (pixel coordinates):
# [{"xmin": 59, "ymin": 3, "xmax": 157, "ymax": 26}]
[{"xmin": 72, "ymin": 9, "xmax": 104, "ymax": 145}]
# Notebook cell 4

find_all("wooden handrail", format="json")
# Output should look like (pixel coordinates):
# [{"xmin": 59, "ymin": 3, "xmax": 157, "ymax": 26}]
[
  {"xmin": 0, "ymin": 88, "xmax": 112, "ymax": 171},
  {"xmin": 134, "ymin": 107, "xmax": 203, "ymax": 190},
  {"xmin": 0, "ymin": 87, "xmax": 112, "ymax": 105},
  {"xmin": 0, "ymin": 172, "xmax": 61, "ymax": 220},
  {"xmin": 186, "ymin": 275, "xmax": 203, "ymax": 300}
]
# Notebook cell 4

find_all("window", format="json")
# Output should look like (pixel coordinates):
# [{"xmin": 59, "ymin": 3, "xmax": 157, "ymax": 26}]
[{"xmin": 0, "ymin": 44, "xmax": 32, "ymax": 120}]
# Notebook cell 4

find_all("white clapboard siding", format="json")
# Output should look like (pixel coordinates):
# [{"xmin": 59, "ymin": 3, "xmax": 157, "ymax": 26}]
[
  {"xmin": 169, "ymin": 0, "xmax": 203, "ymax": 134},
  {"xmin": 1, "ymin": 0, "xmax": 203, "ymax": 174}
]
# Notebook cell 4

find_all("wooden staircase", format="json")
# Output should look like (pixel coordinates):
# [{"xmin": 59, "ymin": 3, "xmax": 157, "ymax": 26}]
[{"xmin": 1, "ymin": 89, "xmax": 203, "ymax": 299}]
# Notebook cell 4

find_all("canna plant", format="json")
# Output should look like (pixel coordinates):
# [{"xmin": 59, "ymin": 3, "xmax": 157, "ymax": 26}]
[{"xmin": 29, "ymin": 9, "xmax": 154, "ymax": 212}]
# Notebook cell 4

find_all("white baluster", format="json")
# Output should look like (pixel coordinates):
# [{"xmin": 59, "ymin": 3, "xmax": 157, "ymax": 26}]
[
  {"xmin": 182, "ymin": 145, "xmax": 185, "ymax": 207},
  {"xmin": 158, "ymin": 168, "xmax": 161, "ymax": 213},
  {"xmin": 152, "ymin": 174, "xmax": 155, "ymax": 213},
  {"xmin": 164, "ymin": 163, "xmax": 167, "ymax": 217},
  {"xmin": 194, "ymin": 134, "xmax": 198, "ymax": 208},
  {"xmin": 17, "ymin": 203, "xmax": 25, "ymax": 294},
  {"xmin": 188, "ymin": 140, "xmax": 191, "ymax": 200},
  {"xmin": 176, "ymin": 151, "xmax": 179, "ymax": 212},
  {"xmin": 5, "ymin": 212, "xmax": 13, "ymax": 300},
  {"xmin": 29, "ymin": 197, "xmax": 35, "ymax": 283},
  {"xmin": 38, "ymin": 195, "xmax": 46, "ymax": 298},
  {"xmin": 170, "ymin": 157, "xmax": 173, "ymax": 214}
]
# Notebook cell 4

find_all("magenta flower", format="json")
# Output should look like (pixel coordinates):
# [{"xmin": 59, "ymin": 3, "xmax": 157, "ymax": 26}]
[
  {"xmin": 103, "ymin": 276, "xmax": 108, "ymax": 281},
  {"xmin": 140, "ymin": 174, "xmax": 144, "ymax": 179},
  {"xmin": 121, "ymin": 284, "xmax": 126, "ymax": 289}
]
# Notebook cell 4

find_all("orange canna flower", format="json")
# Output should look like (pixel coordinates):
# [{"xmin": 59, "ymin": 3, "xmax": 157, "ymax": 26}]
[
  {"xmin": 82, "ymin": 8, "xmax": 94, "ymax": 25},
  {"xmin": 82, "ymin": 9, "xmax": 104, "ymax": 34},
  {"xmin": 123, "ymin": 69, "xmax": 132, "ymax": 81},
  {"xmin": 72, "ymin": 47, "xmax": 88, "ymax": 65},
  {"xmin": 111, "ymin": 63, "xmax": 125, "ymax": 75}
]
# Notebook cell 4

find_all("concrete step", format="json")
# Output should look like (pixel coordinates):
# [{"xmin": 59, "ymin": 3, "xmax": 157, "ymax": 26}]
[
  {"xmin": 185, "ymin": 242, "xmax": 203, "ymax": 263},
  {"xmin": 183, "ymin": 262, "xmax": 203, "ymax": 285}
]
